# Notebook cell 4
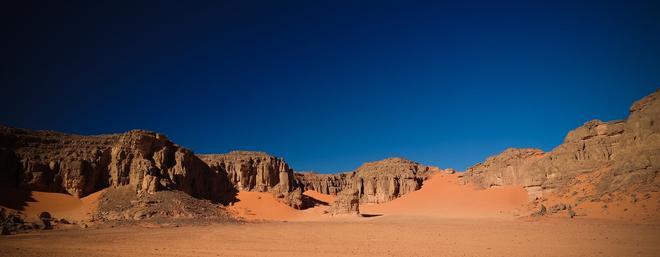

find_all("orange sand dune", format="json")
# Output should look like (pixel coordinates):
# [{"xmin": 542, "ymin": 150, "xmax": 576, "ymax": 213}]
[
  {"xmin": 228, "ymin": 191, "xmax": 301, "ymax": 221},
  {"xmin": 361, "ymin": 173, "xmax": 528, "ymax": 218},
  {"xmin": 229, "ymin": 173, "xmax": 528, "ymax": 221},
  {"xmin": 0, "ymin": 188, "xmax": 102, "ymax": 222},
  {"xmin": 303, "ymin": 190, "xmax": 336, "ymax": 204},
  {"xmin": 228, "ymin": 190, "xmax": 338, "ymax": 221}
]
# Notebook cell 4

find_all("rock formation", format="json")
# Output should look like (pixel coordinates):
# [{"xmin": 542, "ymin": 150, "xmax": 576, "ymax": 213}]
[
  {"xmin": 329, "ymin": 188, "xmax": 360, "ymax": 215},
  {"xmin": 462, "ymin": 90, "xmax": 660, "ymax": 201},
  {"xmin": 199, "ymin": 151, "xmax": 303, "ymax": 209},
  {"xmin": 0, "ymin": 127, "xmax": 234, "ymax": 202},
  {"xmin": 296, "ymin": 157, "xmax": 442, "ymax": 212},
  {"xmin": 295, "ymin": 172, "xmax": 351, "ymax": 195},
  {"xmin": 351, "ymin": 157, "xmax": 440, "ymax": 203}
]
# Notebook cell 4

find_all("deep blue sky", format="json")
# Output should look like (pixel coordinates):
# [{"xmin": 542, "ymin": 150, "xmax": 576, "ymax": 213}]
[{"xmin": 2, "ymin": 1, "xmax": 658, "ymax": 172}]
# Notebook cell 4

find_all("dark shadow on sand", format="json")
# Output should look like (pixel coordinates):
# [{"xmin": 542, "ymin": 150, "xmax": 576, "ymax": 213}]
[
  {"xmin": 0, "ymin": 187, "xmax": 37, "ymax": 211},
  {"xmin": 360, "ymin": 213, "xmax": 384, "ymax": 218}
]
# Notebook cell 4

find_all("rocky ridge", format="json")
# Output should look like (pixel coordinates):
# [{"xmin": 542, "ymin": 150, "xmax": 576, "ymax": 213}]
[
  {"xmin": 461, "ymin": 90, "xmax": 660, "ymax": 204},
  {"xmin": 0, "ymin": 127, "xmax": 235, "ymax": 202}
]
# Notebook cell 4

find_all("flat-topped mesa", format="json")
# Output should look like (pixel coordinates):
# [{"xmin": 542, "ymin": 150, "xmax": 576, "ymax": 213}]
[
  {"xmin": 462, "ymin": 90, "xmax": 660, "ymax": 201},
  {"xmin": 0, "ymin": 127, "xmax": 234, "ymax": 201},
  {"xmin": 198, "ymin": 151, "xmax": 303, "ymax": 209}
]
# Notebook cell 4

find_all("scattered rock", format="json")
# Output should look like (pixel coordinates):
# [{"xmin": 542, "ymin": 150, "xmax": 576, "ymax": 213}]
[
  {"xmin": 568, "ymin": 207, "xmax": 576, "ymax": 219},
  {"xmin": 548, "ymin": 203, "xmax": 567, "ymax": 213},
  {"xmin": 531, "ymin": 204, "xmax": 547, "ymax": 217},
  {"xmin": 38, "ymin": 212, "xmax": 51, "ymax": 220}
]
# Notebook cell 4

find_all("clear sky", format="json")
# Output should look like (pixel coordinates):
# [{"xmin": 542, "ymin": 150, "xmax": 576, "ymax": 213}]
[{"xmin": 2, "ymin": 1, "xmax": 659, "ymax": 172}]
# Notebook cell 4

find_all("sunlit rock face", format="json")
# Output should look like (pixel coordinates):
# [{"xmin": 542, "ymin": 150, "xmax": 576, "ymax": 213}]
[
  {"xmin": 0, "ymin": 127, "xmax": 234, "ymax": 201},
  {"xmin": 462, "ymin": 90, "xmax": 660, "ymax": 200},
  {"xmin": 296, "ymin": 157, "xmax": 442, "ymax": 213}
]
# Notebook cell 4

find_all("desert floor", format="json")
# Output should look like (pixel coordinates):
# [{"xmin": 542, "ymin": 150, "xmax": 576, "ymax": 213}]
[
  {"xmin": 1, "ymin": 216, "xmax": 659, "ymax": 257},
  {"xmin": 2, "ymin": 173, "xmax": 658, "ymax": 257}
]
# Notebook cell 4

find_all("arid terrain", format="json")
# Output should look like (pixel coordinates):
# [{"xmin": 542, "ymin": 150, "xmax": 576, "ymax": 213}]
[
  {"xmin": 1, "ymin": 216, "xmax": 659, "ymax": 257},
  {"xmin": 1, "ymin": 91, "xmax": 659, "ymax": 256}
]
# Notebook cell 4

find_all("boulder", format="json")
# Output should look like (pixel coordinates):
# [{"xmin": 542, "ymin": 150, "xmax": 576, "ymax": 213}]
[{"xmin": 330, "ymin": 188, "xmax": 360, "ymax": 215}]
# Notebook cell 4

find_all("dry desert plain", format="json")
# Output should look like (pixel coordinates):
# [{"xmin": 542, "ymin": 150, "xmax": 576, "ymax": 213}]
[{"xmin": 1, "ymin": 173, "xmax": 659, "ymax": 257}]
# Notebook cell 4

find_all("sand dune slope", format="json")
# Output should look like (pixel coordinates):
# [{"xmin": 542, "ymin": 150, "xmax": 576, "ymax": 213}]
[
  {"xmin": 361, "ymin": 173, "xmax": 528, "ymax": 218},
  {"xmin": 227, "ymin": 190, "xmax": 337, "ymax": 221},
  {"xmin": 0, "ymin": 188, "xmax": 102, "ymax": 222}
]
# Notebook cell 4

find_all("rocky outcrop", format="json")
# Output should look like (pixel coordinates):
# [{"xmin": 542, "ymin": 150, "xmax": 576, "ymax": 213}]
[
  {"xmin": 295, "ymin": 172, "xmax": 351, "ymax": 195},
  {"xmin": 0, "ymin": 127, "xmax": 234, "ymax": 202},
  {"xmin": 329, "ymin": 188, "xmax": 360, "ymax": 215},
  {"xmin": 460, "ymin": 148, "xmax": 547, "ymax": 199},
  {"xmin": 297, "ymin": 157, "xmax": 441, "ymax": 210},
  {"xmin": 351, "ymin": 157, "xmax": 441, "ymax": 203},
  {"xmin": 199, "ymin": 151, "xmax": 303, "ymax": 209},
  {"xmin": 462, "ymin": 90, "xmax": 660, "ymax": 200}
]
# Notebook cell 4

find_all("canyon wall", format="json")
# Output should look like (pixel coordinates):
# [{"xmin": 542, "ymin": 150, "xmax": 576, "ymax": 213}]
[
  {"xmin": 462, "ymin": 90, "xmax": 660, "ymax": 200},
  {"xmin": 199, "ymin": 151, "xmax": 303, "ymax": 209},
  {"xmin": 0, "ymin": 127, "xmax": 234, "ymax": 202},
  {"xmin": 296, "ymin": 157, "xmax": 442, "ymax": 207}
]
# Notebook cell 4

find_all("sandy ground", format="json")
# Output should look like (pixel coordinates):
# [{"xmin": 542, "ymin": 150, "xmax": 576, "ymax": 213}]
[
  {"xmin": 0, "ymin": 188, "xmax": 102, "ymax": 223},
  {"xmin": 2, "ymin": 173, "xmax": 659, "ymax": 257},
  {"xmin": 227, "ymin": 190, "xmax": 335, "ymax": 221},
  {"xmin": 1, "ymin": 216, "xmax": 658, "ymax": 257},
  {"xmin": 361, "ymin": 173, "xmax": 529, "ymax": 218}
]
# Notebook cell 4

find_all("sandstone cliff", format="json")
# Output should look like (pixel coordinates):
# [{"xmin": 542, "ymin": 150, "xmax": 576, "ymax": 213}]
[
  {"xmin": 0, "ymin": 127, "xmax": 234, "ymax": 202},
  {"xmin": 295, "ymin": 172, "xmax": 351, "ymax": 195},
  {"xmin": 296, "ymin": 157, "xmax": 442, "ymax": 212},
  {"xmin": 199, "ymin": 151, "xmax": 303, "ymax": 209},
  {"xmin": 462, "ymin": 90, "xmax": 660, "ymax": 201}
]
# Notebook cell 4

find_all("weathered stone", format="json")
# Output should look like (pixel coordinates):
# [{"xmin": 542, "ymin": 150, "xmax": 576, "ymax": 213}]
[
  {"xmin": 297, "ymin": 157, "xmax": 441, "ymax": 210},
  {"xmin": 531, "ymin": 204, "xmax": 547, "ymax": 217},
  {"xmin": 199, "ymin": 151, "xmax": 302, "ymax": 209},
  {"xmin": 0, "ymin": 127, "xmax": 234, "ymax": 203},
  {"xmin": 330, "ymin": 188, "xmax": 360, "ymax": 215},
  {"xmin": 461, "ymin": 90, "xmax": 660, "ymax": 201},
  {"xmin": 295, "ymin": 172, "xmax": 351, "ymax": 195}
]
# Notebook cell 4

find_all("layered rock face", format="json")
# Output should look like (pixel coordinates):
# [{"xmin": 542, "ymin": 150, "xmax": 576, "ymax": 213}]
[
  {"xmin": 0, "ymin": 127, "xmax": 233, "ymax": 202},
  {"xmin": 351, "ymin": 157, "xmax": 440, "ymax": 203},
  {"xmin": 329, "ymin": 188, "xmax": 360, "ymax": 215},
  {"xmin": 297, "ymin": 157, "xmax": 441, "ymax": 207},
  {"xmin": 462, "ymin": 90, "xmax": 660, "ymax": 200},
  {"xmin": 294, "ymin": 172, "xmax": 351, "ymax": 195},
  {"xmin": 199, "ymin": 151, "xmax": 303, "ymax": 209}
]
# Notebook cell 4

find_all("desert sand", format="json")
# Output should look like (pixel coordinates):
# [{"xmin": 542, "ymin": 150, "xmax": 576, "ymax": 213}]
[
  {"xmin": 1, "ymin": 216, "xmax": 658, "ymax": 257},
  {"xmin": 361, "ymin": 173, "xmax": 529, "ymax": 218},
  {"xmin": 0, "ymin": 188, "xmax": 102, "ymax": 224},
  {"xmin": 2, "ymin": 173, "xmax": 659, "ymax": 257}
]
